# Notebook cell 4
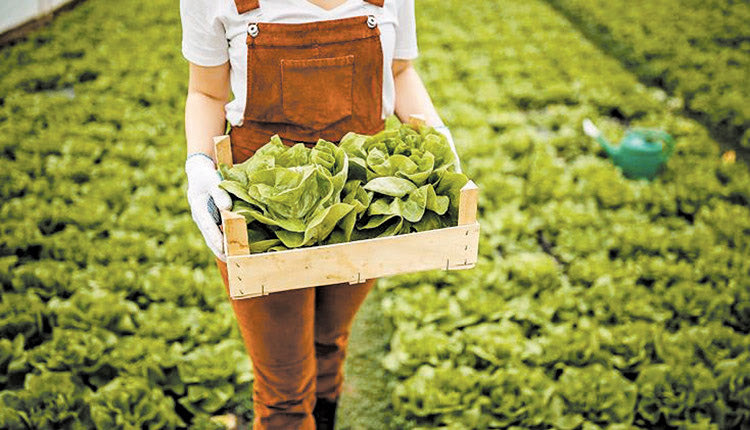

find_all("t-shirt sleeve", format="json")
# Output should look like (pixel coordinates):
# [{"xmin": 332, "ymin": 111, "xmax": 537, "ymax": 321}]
[
  {"xmin": 394, "ymin": 0, "xmax": 418, "ymax": 60},
  {"xmin": 179, "ymin": 0, "xmax": 229, "ymax": 66}
]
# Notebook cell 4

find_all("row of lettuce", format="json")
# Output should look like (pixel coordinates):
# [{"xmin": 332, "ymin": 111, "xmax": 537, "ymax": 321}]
[
  {"xmin": 544, "ymin": 0, "xmax": 750, "ymax": 149},
  {"xmin": 1, "ymin": 0, "xmax": 253, "ymax": 428},
  {"xmin": 376, "ymin": 0, "xmax": 750, "ymax": 428}
]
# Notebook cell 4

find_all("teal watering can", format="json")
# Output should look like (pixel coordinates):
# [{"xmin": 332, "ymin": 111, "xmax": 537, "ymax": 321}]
[{"xmin": 583, "ymin": 119, "xmax": 675, "ymax": 180}]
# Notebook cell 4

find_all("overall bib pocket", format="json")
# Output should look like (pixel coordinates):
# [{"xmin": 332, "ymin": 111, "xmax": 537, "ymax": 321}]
[{"xmin": 281, "ymin": 55, "xmax": 354, "ymax": 131}]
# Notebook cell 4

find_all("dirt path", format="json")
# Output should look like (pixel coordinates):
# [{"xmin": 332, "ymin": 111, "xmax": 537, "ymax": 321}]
[{"xmin": 336, "ymin": 285, "xmax": 415, "ymax": 430}]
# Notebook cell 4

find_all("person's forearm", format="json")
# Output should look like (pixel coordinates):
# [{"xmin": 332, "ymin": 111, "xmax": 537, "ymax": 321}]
[
  {"xmin": 393, "ymin": 60, "xmax": 462, "ymax": 172},
  {"xmin": 393, "ymin": 62, "xmax": 444, "ymax": 127},
  {"xmin": 185, "ymin": 91, "xmax": 227, "ymax": 160}
]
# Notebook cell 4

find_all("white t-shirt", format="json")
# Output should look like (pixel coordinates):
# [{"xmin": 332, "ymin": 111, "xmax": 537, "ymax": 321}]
[{"xmin": 180, "ymin": 0, "xmax": 419, "ymax": 127}]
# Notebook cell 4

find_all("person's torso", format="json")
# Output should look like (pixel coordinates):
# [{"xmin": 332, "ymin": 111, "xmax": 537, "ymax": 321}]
[{"xmin": 214, "ymin": 0, "xmax": 403, "ymax": 127}]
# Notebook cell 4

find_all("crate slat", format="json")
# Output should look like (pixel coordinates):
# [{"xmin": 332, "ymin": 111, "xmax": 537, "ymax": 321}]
[
  {"xmin": 458, "ymin": 181, "xmax": 479, "ymax": 225},
  {"xmin": 225, "ymin": 222, "xmax": 479, "ymax": 299},
  {"xmin": 221, "ymin": 209, "xmax": 250, "ymax": 257},
  {"xmin": 214, "ymin": 135, "xmax": 233, "ymax": 167}
]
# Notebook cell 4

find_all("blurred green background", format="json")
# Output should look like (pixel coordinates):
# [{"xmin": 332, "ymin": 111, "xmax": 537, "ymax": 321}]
[{"xmin": 0, "ymin": 0, "xmax": 748, "ymax": 429}]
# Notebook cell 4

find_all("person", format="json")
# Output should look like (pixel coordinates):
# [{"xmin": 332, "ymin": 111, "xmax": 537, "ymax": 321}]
[{"xmin": 179, "ymin": 0, "xmax": 461, "ymax": 428}]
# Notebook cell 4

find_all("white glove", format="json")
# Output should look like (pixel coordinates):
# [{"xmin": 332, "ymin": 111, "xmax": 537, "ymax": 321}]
[
  {"xmin": 434, "ymin": 125, "xmax": 463, "ymax": 173},
  {"xmin": 185, "ymin": 153, "xmax": 233, "ymax": 262}
]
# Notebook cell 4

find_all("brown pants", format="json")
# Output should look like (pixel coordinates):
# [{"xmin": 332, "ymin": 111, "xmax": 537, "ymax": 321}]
[{"xmin": 216, "ymin": 259, "xmax": 376, "ymax": 430}]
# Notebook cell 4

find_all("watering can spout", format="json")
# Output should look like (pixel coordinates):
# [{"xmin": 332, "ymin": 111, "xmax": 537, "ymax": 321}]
[{"xmin": 583, "ymin": 118, "xmax": 617, "ymax": 157}]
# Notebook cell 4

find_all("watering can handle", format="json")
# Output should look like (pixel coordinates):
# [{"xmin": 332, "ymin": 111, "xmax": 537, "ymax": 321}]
[{"xmin": 639, "ymin": 129, "xmax": 675, "ymax": 158}]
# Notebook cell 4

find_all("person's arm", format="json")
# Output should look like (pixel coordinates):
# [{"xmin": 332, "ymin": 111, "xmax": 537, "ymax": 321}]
[
  {"xmin": 184, "ymin": 61, "xmax": 233, "ymax": 261},
  {"xmin": 185, "ymin": 61, "xmax": 231, "ymax": 157},
  {"xmin": 393, "ymin": 59, "xmax": 462, "ymax": 172},
  {"xmin": 392, "ymin": 59, "xmax": 442, "ymax": 127}
]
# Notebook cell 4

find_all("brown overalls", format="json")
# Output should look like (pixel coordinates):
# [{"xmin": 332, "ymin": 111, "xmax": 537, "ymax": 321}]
[{"xmin": 215, "ymin": 1, "xmax": 386, "ymax": 428}]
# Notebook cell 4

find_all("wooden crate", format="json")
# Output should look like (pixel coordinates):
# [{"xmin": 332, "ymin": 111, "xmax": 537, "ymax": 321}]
[{"xmin": 214, "ymin": 129, "xmax": 480, "ymax": 300}]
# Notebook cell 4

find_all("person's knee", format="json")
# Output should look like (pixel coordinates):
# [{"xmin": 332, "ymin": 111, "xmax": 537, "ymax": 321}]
[
  {"xmin": 253, "ymin": 357, "xmax": 316, "ymax": 410},
  {"xmin": 314, "ymin": 331, "xmax": 349, "ymax": 357}
]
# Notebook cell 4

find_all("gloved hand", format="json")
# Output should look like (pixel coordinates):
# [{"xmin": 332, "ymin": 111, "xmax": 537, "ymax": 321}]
[
  {"xmin": 434, "ymin": 125, "xmax": 463, "ymax": 173},
  {"xmin": 185, "ymin": 153, "xmax": 233, "ymax": 261}
]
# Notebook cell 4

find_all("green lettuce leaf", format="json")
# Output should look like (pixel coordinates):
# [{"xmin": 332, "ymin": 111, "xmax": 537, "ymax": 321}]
[{"xmin": 219, "ymin": 136, "xmax": 354, "ymax": 251}]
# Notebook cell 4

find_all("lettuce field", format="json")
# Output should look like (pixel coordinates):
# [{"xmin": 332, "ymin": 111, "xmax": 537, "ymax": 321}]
[
  {"xmin": 545, "ymin": 0, "xmax": 750, "ymax": 150},
  {"xmin": 1, "ymin": 0, "xmax": 749, "ymax": 429}
]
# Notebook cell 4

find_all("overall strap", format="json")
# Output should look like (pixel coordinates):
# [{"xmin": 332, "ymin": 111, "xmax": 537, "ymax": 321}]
[{"xmin": 234, "ymin": 0, "xmax": 259, "ymax": 15}]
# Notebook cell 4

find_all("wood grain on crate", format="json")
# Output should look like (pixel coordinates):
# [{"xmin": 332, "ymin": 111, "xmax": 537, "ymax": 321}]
[{"xmin": 225, "ymin": 216, "xmax": 479, "ymax": 298}]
